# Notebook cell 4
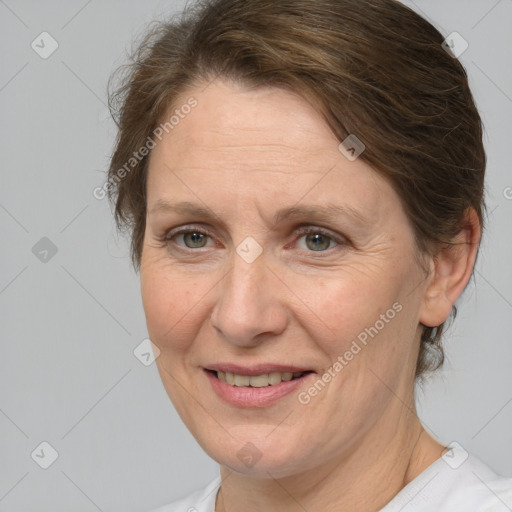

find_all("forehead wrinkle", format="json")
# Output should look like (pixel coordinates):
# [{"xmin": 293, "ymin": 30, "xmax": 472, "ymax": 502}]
[
  {"xmin": 164, "ymin": 137, "xmax": 326, "ymax": 156},
  {"xmin": 147, "ymin": 199, "xmax": 372, "ymax": 233}
]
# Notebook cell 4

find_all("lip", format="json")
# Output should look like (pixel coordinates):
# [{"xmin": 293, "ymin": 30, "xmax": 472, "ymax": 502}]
[{"xmin": 204, "ymin": 366, "xmax": 315, "ymax": 408}]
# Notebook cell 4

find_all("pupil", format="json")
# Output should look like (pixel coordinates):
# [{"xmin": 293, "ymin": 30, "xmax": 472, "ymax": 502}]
[
  {"xmin": 186, "ymin": 232, "xmax": 205, "ymax": 248},
  {"xmin": 307, "ymin": 233, "xmax": 330, "ymax": 251}
]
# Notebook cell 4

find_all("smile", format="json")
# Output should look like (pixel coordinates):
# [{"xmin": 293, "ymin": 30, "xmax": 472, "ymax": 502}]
[
  {"xmin": 204, "ymin": 366, "xmax": 315, "ymax": 408},
  {"xmin": 215, "ymin": 370, "xmax": 308, "ymax": 387}
]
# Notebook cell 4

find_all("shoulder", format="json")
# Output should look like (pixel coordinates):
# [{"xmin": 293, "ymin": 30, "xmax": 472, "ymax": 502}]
[
  {"xmin": 455, "ymin": 452, "xmax": 512, "ymax": 511},
  {"xmin": 381, "ymin": 444, "xmax": 512, "ymax": 511},
  {"xmin": 146, "ymin": 476, "xmax": 221, "ymax": 512}
]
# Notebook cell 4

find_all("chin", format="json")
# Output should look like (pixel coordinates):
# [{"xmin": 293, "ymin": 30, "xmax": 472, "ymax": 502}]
[{"xmin": 192, "ymin": 423, "xmax": 314, "ymax": 478}]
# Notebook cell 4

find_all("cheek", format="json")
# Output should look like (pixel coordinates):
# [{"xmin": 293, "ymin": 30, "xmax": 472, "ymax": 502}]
[
  {"xmin": 288, "ymin": 266, "xmax": 403, "ymax": 351},
  {"xmin": 140, "ymin": 258, "xmax": 206, "ymax": 352},
  {"xmin": 289, "ymin": 264, "xmax": 419, "ymax": 412},
  {"xmin": 320, "ymin": 276, "xmax": 421, "ymax": 405}
]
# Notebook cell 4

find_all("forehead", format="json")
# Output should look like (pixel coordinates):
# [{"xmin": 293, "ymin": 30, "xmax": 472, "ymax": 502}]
[
  {"xmin": 159, "ymin": 78, "xmax": 364, "ymax": 168},
  {"xmin": 146, "ymin": 79, "xmax": 399, "ymax": 226},
  {"xmin": 168, "ymin": 80, "xmax": 329, "ymax": 149}
]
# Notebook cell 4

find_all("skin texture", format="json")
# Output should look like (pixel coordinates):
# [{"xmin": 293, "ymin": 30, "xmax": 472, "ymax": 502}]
[{"xmin": 140, "ymin": 79, "xmax": 480, "ymax": 511}]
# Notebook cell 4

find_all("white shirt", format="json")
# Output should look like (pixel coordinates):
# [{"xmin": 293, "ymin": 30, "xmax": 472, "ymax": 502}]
[{"xmin": 148, "ymin": 444, "xmax": 512, "ymax": 511}]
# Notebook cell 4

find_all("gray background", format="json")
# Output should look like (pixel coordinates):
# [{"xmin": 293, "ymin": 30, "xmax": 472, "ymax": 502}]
[{"xmin": 0, "ymin": 0, "xmax": 511, "ymax": 510}]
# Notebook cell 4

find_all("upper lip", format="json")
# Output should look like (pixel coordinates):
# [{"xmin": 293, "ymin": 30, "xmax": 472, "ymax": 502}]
[{"xmin": 205, "ymin": 363, "xmax": 314, "ymax": 376}]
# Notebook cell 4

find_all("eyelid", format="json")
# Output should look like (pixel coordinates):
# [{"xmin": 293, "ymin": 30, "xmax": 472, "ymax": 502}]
[
  {"xmin": 165, "ymin": 224, "xmax": 215, "ymax": 240},
  {"xmin": 164, "ymin": 224, "xmax": 217, "ymax": 249},
  {"xmin": 293, "ymin": 225, "xmax": 346, "ymax": 245}
]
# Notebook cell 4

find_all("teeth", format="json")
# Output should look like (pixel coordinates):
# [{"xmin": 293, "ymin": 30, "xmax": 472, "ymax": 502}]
[
  {"xmin": 268, "ymin": 372, "xmax": 282, "ymax": 385},
  {"xmin": 216, "ymin": 370, "xmax": 306, "ymax": 387},
  {"xmin": 234, "ymin": 374, "xmax": 250, "ymax": 387},
  {"xmin": 248, "ymin": 374, "xmax": 269, "ymax": 387}
]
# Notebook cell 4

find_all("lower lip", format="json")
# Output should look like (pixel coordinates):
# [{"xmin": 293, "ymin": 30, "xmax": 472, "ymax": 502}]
[{"xmin": 205, "ymin": 370, "xmax": 312, "ymax": 408}]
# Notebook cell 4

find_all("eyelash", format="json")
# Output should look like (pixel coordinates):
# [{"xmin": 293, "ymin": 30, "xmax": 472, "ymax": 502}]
[{"xmin": 159, "ymin": 224, "xmax": 347, "ymax": 255}]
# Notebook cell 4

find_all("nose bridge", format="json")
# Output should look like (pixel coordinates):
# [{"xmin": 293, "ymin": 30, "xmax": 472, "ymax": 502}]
[{"xmin": 211, "ymin": 248, "xmax": 286, "ymax": 346}]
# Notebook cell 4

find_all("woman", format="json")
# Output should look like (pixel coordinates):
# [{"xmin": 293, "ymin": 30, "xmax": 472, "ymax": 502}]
[{"xmin": 106, "ymin": 0, "xmax": 512, "ymax": 510}]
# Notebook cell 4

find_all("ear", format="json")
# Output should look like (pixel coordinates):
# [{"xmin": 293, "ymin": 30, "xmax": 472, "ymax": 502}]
[{"xmin": 419, "ymin": 208, "xmax": 481, "ymax": 328}]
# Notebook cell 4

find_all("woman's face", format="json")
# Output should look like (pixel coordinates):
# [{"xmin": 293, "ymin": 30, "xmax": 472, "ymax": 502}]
[{"xmin": 141, "ymin": 79, "xmax": 431, "ymax": 477}]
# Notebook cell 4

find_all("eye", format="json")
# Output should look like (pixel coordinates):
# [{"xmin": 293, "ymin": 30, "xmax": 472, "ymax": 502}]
[
  {"xmin": 161, "ymin": 225, "xmax": 346, "ymax": 253},
  {"xmin": 294, "ymin": 227, "xmax": 342, "ymax": 252},
  {"xmin": 165, "ymin": 227, "xmax": 215, "ymax": 249}
]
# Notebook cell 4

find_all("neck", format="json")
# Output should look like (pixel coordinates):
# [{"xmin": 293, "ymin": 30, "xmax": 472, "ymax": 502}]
[{"xmin": 215, "ymin": 407, "xmax": 445, "ymax": 512}]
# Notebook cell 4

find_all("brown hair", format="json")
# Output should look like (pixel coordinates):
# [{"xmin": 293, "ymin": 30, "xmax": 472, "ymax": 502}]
[{"xmin": 107, "ymin": 0, "xmax": 486, "ymax": 378}]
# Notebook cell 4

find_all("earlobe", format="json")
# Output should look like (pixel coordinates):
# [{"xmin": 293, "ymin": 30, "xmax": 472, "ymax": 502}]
[{"xmin": 419, "ymin": 209, "xmax": 481, "ymax": 328}]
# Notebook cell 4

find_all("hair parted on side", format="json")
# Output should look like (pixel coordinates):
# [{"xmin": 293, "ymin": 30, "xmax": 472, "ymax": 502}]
[{"xmin": 106, "ymin": 0, "xmax": 486, "ymax": 378}]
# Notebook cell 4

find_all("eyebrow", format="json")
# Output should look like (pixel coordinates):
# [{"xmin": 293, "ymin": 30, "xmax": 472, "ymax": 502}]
[{"xmin": 148, "ymin": 200, "xmax": 370, "ymax": 227}]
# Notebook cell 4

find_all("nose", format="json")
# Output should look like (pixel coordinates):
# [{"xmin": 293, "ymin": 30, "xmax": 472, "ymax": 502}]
[{"xmin": 210, "ymin": 250, "xmax": 288, "ymax": 348}]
